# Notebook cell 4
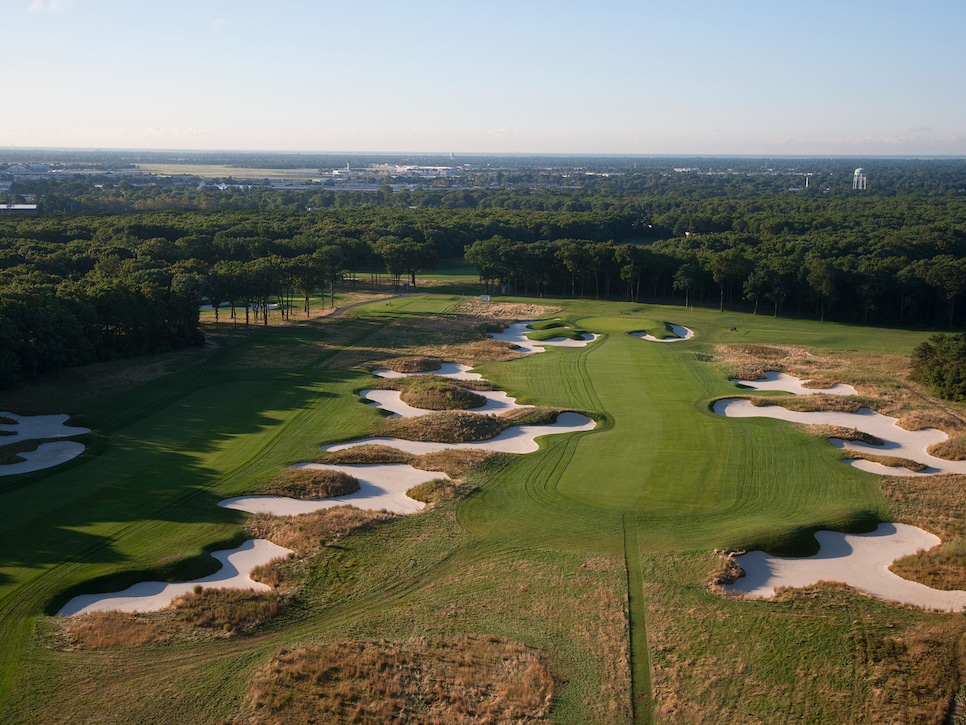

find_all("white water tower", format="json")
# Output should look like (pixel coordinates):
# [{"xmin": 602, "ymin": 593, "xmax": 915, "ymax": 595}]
[{"xmin": 853, "ymin": 167, "xmax": 867, "ymax": 190}]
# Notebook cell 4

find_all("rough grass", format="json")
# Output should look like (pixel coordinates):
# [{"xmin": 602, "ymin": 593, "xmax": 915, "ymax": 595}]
[
  {"xmin": 397, "ymin": 379, "xmax": 488, "ymax": 411},
  {"xmin": 930, "ymin": 434, "xmax": 966, "ymax": 461},
  {"xmin": 321, "ymin": 445, "xmax": 493, "ymax": 478},
  {"xmin": 55, "ymin": 611, "xmax": 205, "ymax": 650},
  {"xmin": 234, "ymin": 635, "xmax": 553, "ymax": 724},
  {"xmin": 377, "ymin": 356, "xmax": 442, "ymax": 373},
  {"xmin": 245, "ymin": 507, "xmax": 394, "ymax": 558},
  {"xmin": 884, "ymin": 474, "xmax": 966, "ymax": 590},
  {"xmin": 377, "ymin": 407, "xmax": 563, "ymax": 443},
  {"xmin": 748, "ymin": 394, "xmax": 868, "ymax": 413},
  {"xmin": 841, "ymin": 450, "xmax": 929, "ymax": 472},
  {"xmin": 406, "ymin": 478, "xmax": 458, "ymax": 505},
  {"xmin": 0, "ymin": 416, "xmax": 18, "ymax": 425},
  {"xmin": 171, "ymin": 588, "xmax": 286, "ymax": 634},
  {"xmin": 252, "ymin": 467, "xmax": 359, "ymax": 499},
  {"xmin": 794, "ymin": 423, "xmax": 885, "ymax": 446},
  {"xmin": 450, "ymin": 299, "xmax": 561, "ymax": 319}
]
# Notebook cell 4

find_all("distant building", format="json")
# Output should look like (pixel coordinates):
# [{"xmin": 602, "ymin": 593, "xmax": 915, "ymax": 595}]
[
  {"xmin": 0, "ymin": 204, "xmax": 39, "ymax": 215},
  {"xmin": 853, "ymin": 167, "xmax": 867, "ymax": 190}
]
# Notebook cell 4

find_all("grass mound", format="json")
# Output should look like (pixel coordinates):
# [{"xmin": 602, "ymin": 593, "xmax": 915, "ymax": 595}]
[
  {"xmin": 378, "ymin": 407, "xmax": 563, "ymax": 443},
  {"xmin": 321, "ymin": 445, "xmax": 493, "ymax": 478},
  {"xmin": 525, "ymin": 319, "xmax": 566, "ymax": 331},
  {"xmin": 0, "ymin": 415, "xmax": 18, "ymax": 425},
  {"xmin": 253, "ymin": 468, "xmax": 359, "ymax": 499},
  {"xmin": 57, "ymin": 611, "xmax": 190, "ymax": 650},
  {"xmin": 929, "ymin": 434, "xmax": 966, "ymax": 461},
  {"xmin": 841, "ymin": 450, "xmax": 929, "ymax": 472},
  {"xmin": 797, "ymin": 423, "xmax": 885, "ymax": 446},
  {"xmin": 246, "ymin": 507, "xmax": 394, "ymax": 557},
  {"xmin": 398, "ymin": 379, "xmax": 487, "ymax": 411},
  {"xmin": 172, "ymin": 588, "xmax": 286, "ymax": 634},
  {"xmin": 236, "ymin": 635, "xmax": 553, "ymax": 724},
  {"xmin": 407, "ymin": 478, "xmax": 457, "ymax": 505},
  {"xmin": 748, "ymin": 394, "xmax": 867, "ymax": 413},
  {"xmin": 378, "ymin": 356, "xmax": 442, "ymax": 373}
]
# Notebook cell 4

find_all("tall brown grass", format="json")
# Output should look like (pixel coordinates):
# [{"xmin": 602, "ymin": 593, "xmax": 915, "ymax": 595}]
[
  {"xmin": 251, "ymin": 467, "xmax": 359, "ymax": 499},
  {"xmin": 234, "ymin": 635, "xmax": 553, "ymax": 724}
]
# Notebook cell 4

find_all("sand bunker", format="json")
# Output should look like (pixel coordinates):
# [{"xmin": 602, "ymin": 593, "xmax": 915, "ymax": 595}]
[
  {"xmin": 730, "ymin": 371, "xmax": 857, "ymax": 396},
  {"xmin": 713, "ymin": 397, "xmax": 965, "ymax": 475},
  {"xmin": 0, "ymin": 411, "xmax": 90, "ymax": 443},
  {"xmin": 488, "ymin": 321, "xmax": 598, "ymax": 354},
  {"xmin": 219, "ymin": 463, "xmax": 447, "ymax": 516},
  {"xmin": 57, "ymin": 539, "xmax": 293, "ymax": 616},
  {"xmin": 0, "ymin": 411, "xmax": 90, "ymax": 477},
  {"xmin": 324, "ymin": 412, "xmax": 596, "ymax": 456},
  {"xmin": 0, "ymin": 441, "xmax": 86, "ymax": 476},
  {"xmin": 373, "ymin": 363, "xmax": 483, "ymax": 381},
  {"xmin": 725, "ymin": 523, "xmax": 966, "ymax": 611},
  {"xmin": 360, "ymin": 388, "xmax": 531, "ymax": 418},
  {"xmin": 629, "ymin": 324, "xmax": 694, "ymax": 342}
]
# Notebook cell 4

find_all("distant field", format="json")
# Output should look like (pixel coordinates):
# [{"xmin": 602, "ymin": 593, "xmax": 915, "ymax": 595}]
[{"xmin": 136, "ymin": 163, "xmax": 322, "ymax": 180}]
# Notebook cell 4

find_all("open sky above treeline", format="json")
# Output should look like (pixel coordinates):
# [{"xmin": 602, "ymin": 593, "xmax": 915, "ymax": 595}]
[{"xmin": 4, "ymin": 0, "xmax": 965, "ymax": 156}]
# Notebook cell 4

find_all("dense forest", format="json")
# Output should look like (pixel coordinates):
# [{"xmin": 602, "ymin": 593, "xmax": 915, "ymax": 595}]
[{"xmin": 1, "ymin": 156, "xmax": 965, "ymax": 388}]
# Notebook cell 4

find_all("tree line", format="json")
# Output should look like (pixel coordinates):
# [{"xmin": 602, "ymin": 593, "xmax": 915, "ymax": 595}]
[{"xmin": 2, "ymin": 163, "xmax": 965, "ymax": 387}]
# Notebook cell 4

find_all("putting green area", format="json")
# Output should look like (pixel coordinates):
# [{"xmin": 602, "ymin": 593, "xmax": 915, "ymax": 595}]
[{"xmin": 0, "ymin": 296, "xmax": 960, "ymax": 724}]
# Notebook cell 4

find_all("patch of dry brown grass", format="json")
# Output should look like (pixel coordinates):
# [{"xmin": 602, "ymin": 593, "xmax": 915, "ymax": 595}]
[
  {"xmin": 252, "ymin": 467, "xmax": 359, "ymax": 499},
  {"xmin": 234, "ymin": 635, "xmax": 553, "ymax": 725},
  {"xmin": 54, "ymin": 611, "xmax": 208, "ymax": 650},
  {"xmin": 707, "ymin": 549, "xmax": 744, "ymax": 590},
  {"xmin": 377, "ymin": 406, "xmax": 561, "ymax": 444},
  {"xmin": 841, "ymin": 451, "xmax": 929, "ymax": 472},
  {"xmin": 398, "ymin": 379, "xmax": 487, "ymax": 411},
  {"xmin": 170, "ymin": 588, "xmax": 286, "ymax": 634},
  {"xmin": 929, "ymin": 434, "xmax": 966, "ymax": 461},
  {"xmin": 794, "ymin": 423, "xmax": 885, "ymax": 446},
  {"xmin": 450, "ymin": 300, "xmax": 561, "ymax": 319},
  {"xmin": 406, "ymin": 478, "xmax": 458, "ymax": 505},
  {"xmin": 378, "ymin": 355, "xmax": 442, "ymax": 373},
  {"xmin": 883, "ymin": 474, "xmax": 966, "ymax": 591},
  {"xmin": 320, "ymin": 446, "xmax": 493, "ymax": 479},
  {"xmin": 245, "ymin": 507, "xmax": 394, "ymax": 558},
  {"xmin": 748, "ymin": 393, "xmax": 868, "ymax": 413}
]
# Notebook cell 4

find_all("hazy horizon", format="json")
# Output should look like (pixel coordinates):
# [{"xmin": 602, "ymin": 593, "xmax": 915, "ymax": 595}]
[{"xmin": 5, "ymin": 0, "xmax": 965, "ymax": 156}]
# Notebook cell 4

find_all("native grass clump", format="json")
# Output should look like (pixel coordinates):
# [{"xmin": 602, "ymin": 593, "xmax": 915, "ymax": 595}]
[
  {"xmin": 235, "ymin": 635, "xmax": 554, "ymax": 724},
  {"xmin": 883, "ymin": 473, "xmax": 966, "ymax": 591},
  {"xmin": 395, "ymin": 378, "xmax": 488, "ymax": 411},
  {"xmin": 322, "ymin": 444, "xmax": 494, "ymax": 479},
  {"xmin": 252, "ymin": 467, "xmax": 359, "ymax": 499},
  {"xmin": 377, "ymin": 406, "xmax": 563, "ymax": 443},
  {"xmin": 376, "ymin": 355, "xmax": 443, "ymax": 373},
  {"xmin": 172, "ymin": 588, "xmax": 286, "ymax": 633}
]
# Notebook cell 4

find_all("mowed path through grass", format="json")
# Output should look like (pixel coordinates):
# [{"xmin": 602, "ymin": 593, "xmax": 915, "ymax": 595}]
[{"xmin": 463, "ymin": 312, "xmax": 891, "ymax": 722}]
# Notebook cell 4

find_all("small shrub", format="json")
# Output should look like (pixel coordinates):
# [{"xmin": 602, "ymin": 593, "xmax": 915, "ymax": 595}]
[{"xmin": 910, "ymin": 333, "xmax": 966, "ymax": 401}]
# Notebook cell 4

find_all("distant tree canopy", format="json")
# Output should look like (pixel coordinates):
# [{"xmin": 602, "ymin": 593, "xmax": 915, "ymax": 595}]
[
  {"xmin": 909, "ymin": 334, "xmax": 966, "ymax": 401},
  {"xmin": 3, "ymin": 159, "xmax": 966, "ymax": 387}
]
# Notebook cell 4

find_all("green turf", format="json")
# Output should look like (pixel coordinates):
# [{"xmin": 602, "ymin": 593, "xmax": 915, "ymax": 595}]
[{"xmin": 0, "ymin": 296, "xmax": 956, "ymax": 723}]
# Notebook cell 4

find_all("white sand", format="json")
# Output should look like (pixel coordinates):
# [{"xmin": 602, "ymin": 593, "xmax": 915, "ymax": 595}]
[
  {"xmin": 360, "ymin": 388, "xmax": 532, "ymax": 418},
  {"xmin": 713, "ymin": 398, "xmax": 966, "ymax": 475},
  {"xmin": 0, "ymin": 441, "xmax": 86, "ymax": 477},
  {"xmin": 323, "ymin": 412, "xmax": 596, "ymax": 456},
  {"xmin": 725, "ymin": 523, "xmax": 966, "ymax": 611},
  {"xmin": 0, "ymin": 411, "xmax": 90, "ymax": 443},
  {"xmin": 219, "ymin": 463, "xmax": 448, "ymax": 516},
  {"xmin": 373, "ymin": 362, "xmax": 483, "ymax": 381},
  {"xmin": 629, "ymin": 324, "xmax": 694, "ymax": 342},
  {"xmin": 488, "ymin": 321, "xmax": 598, "ymax": 354},
  {"xmin": 57, "ymin": 539, "xmax": 293, "ymax": 616},
  {"xmin": 730, "ymin": 371, "xmax": 857, "ymax": 396}
]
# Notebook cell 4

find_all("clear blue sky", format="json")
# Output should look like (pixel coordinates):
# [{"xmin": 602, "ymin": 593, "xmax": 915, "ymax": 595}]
[{"xmin": 4, "ymin": 0, "xmax": 965, "ymax": 155}]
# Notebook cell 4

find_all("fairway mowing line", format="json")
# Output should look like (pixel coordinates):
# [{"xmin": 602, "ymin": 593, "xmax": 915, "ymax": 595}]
[{"xmin": 623, "ymin": 516, "xmax": 653, "ymax": 725}]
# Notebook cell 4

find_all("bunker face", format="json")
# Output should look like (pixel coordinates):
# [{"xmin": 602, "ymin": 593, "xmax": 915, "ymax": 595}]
[
  {"xmin": 730, "ymin": 371, "xmax": 857, "ymax": 396},
  {"xmin": 629, "ymin": 324, "xmax": 694, "ymax": 342},
  {"xmin": 373, "ymin": 363, "xmax": 483, "ymax": 381},
  {"xmin": 0, "ymin": 441, "xmax": 86, "ymax": 476},
  {"xmin": 712, "ymin": 397, "xmax": 964, "ymax": 475},
  {"xmin": 360, "ymin": 388, "xmax": 532, "ymax": 418},
  {"xmin": 725, "ymin": 523, "xmax": 966, "ymax": 611},
  {"xmin": 57, "ymin": 539, "xmax": 293, "ymax": 616},
  {"xmin": 219, "ymin": 463, "xmax": 447, "ymax": 516},
  {"xmin": 488, "ymin": 321, "xmax": 598, "ymax": 354},
  {"xmin": 323, "ymin": 412, "xmax": 596, "ymax": 456},
  {"xmin": 0, "ymin": 411, "xmax": 90, "ymax": 476}
]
